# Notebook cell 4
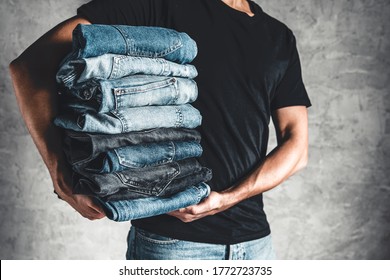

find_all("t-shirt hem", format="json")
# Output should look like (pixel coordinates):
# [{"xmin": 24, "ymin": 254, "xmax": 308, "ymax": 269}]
[{"xmin": 133, "ymin": 223, "xmax": 271, "ymax": 245}]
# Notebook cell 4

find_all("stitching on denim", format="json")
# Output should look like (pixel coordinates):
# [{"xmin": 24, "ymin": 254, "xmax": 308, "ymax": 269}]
[
  {"xmin": 136, "ymin": 229, "xmax": 180, "ymax": 245},
  {"xmin": 175, "ymin": 107, "xmax": 183, "ymax": 127},
  {"xmin": 113, "ymin": 77, "xmax": 174, "ymax": 96},
  {"xmin": 111, "ymin": 109, "xmax": 128, "ymax": 132},
  {"xmin": 111, "ymin": 25, "xmax": 130, "ymax": 55}
]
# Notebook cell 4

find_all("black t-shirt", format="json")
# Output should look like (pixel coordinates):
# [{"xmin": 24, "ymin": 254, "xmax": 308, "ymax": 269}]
[{"xmin": 77, "ymin": 0, "xmax": 311, "ymax": 244}]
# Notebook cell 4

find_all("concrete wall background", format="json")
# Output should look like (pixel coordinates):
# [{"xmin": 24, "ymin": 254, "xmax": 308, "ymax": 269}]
[{"xmin": 0, "ymin": 0, "xmax": 389, "ymax": 259}]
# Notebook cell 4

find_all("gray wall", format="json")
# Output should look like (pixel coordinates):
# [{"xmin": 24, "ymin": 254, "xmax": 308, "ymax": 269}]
[{"xmin": 0, "ymin": 0, "xmax": 389, "ymax": 259}]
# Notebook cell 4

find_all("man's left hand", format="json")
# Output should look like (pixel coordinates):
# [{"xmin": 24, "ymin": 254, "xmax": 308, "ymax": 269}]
[{"xmin": 167, "ymin": 191, "xmax": 231, "ymax": 223}]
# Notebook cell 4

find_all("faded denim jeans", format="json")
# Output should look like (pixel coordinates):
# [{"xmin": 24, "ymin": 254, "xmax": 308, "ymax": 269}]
[
  {"xmin": 63, "ymin": 128, "xmax": 201, "ymax": 167},
  {"xmin": 74, "ymin": 141, "xmax": 203, "ymax": 173},
  {"xmin": 54, "ymin": 104, "xmax": 202, "ymax": 134},
  {"xmin": 57, "ymin": 53, "xmax": 198, "ymax": 91},
  {"xmin": 72, "ymin": 158, "xmax": 212, "ymax": 200},
  {"xmin": 97, "ymin": 183, "xmax": 211, "ymax": 222},
  {"xmin": 72, "ymin": 24, "xmax": 197, "ymax": 63},
  {"xmin": 127, "ymin": 227, "xmax": 276, "ymax": 260},
  {"xmin": 61, "ymin": 75, "xmax": 198, "ymax": 113}
]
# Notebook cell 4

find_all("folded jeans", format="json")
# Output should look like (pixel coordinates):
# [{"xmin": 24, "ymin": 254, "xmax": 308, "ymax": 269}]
[
  {"xmin": 57, "ymin": 53, "xmax": 198, "ymax": 90},
  {"xmin": 96, "ymin": 182, "xmax": 211, "ymax": 221},
  {"xmin": 54, "ymin": 104, "xmax": 202, "ymax": 134},
  {"xmin": 63, "ymin": 128, "xmax": 202, "ymax": 166}
]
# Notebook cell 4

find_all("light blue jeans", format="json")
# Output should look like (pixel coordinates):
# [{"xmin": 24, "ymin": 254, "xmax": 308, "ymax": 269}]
[
  {"xmin": 97, "ymin": 183, "xmax": 211, "ymax": 222},
  {"xmin": 57, "ymin": 53, "xmax": 198, "ymax": 90},
  {"xmin": 54, "ymin": 104, "xmax": 202, "ymax": 134},
  {"xmin": 78, "ymin": 140, "xmax": 203, "ymax": 173},
  {"xmin": 63, "ymin": 75, "xmax": 198, "ymax": 113},
  {"xmin": 72, "ymin": 24, "xmax": 197, "ymax": 63},
  {"xmin": 127, "ymin": 227, "xmax": 276, "ymax": 260}
]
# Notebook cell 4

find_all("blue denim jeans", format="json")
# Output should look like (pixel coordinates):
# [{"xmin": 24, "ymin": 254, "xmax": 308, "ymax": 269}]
[
  {"xmin": 103, "ymin": 167, "xmax": 212, "ymax": 201},
  {"xmin": 72, "ymin": 24, "xmax": 197, "ymax": 63},
  {"xmin": 54, "ymin": 104, "xmax": 202, "ymax": 134},
  {"xmin": 57, "ymin": 53, "xmax": 198, "ymax": 90},
  {"xmin": 127, "ymin": 227, "xmax": 276, "ymax": 260},
  {"xmin": 61, "ymin": 75, "xmax": 198, "ymax": 113},
  {"xmin": 63, "ymin": 128, "xmax": 201, "ymax": 167},
  {"xmin": 72, "ymin": 158, "xmax": 211, "ymax": 198},
  {"xmin": 97, "ymin": 183, "xmax": 211, "ymax": 222},
  {"xmin": 77, "ymin": 141, "xmax": 203, "ymax": 173}
]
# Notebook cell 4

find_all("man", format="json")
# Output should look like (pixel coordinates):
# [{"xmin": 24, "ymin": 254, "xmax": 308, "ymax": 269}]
[{"xmin": 9, "ymin": 0, "xmax": 310, "ymax": 259}]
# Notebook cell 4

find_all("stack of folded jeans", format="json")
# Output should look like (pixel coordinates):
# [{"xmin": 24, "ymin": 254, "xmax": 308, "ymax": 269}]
[{"xmin": 53, "ymin": 24, "xmax": 212, "ymax": 221}]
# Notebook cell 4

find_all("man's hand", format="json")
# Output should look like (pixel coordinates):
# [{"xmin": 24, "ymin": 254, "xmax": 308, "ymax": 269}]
[
  {"xmin": 168, "ymin": 191, "xmax": 230, "ymax": 223},
  {"xmin": 54, "ymin": 163, "xmax": 105, "ymax": 220}
]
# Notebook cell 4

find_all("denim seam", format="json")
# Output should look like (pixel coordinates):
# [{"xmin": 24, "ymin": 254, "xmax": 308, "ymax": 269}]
[
  {"xmin": 114, "ymin": 172, "xmax": 152, "ymax": 194},
  {"xmin": 109, "ymin": 56, "xmax": 120, "ymax": 79},
  {"xmin": 113, "ymin": 77, "xmax": 176, "ymax": 95},
  {"xmin": 172, "ymin": 78, "xmax": 179, "ymax": 104},
  {"xmin": 111, "ymin": 110, "xmax": 128, "ymax": 132},
  {"xmin": 111, "ymin": 25, "xmax": 130, "ymax": 55},
  {"xmin": 175, "ymin": 107, "xmax": 184, "ymax": 127}
]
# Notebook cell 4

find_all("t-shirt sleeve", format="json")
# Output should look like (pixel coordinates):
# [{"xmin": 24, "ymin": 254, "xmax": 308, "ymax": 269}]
[
  {"xmin": 270, "ymin": 31, "xmax": 311, "ymax": 110},
  {"xmin": 77, "ymin": 0, "xmax": 165, "ymax": 26}
]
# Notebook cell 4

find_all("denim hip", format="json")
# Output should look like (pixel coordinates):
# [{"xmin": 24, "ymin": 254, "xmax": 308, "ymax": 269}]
[
  {"xmin": 72, "ymin": 24, "xmax": 197, "ymax": 63},
  {"xmin": 63, "ymin": 128, "xmax": 201, "ymax": 166},
  {"xmin": 97, "ymin": 183, "xmax": 210, "ymax": 222},
  {"xmin": 72, "ymin": 158, "xmax": 210, "ymax": 198},
  {"xmin": 54, "ymin": 104, "xmax": 202, "ymax": 134},
  {"xmin": 74, "ymin": 140, "xmax": 203, "ymax": 174},
  {"xmin": 61, "ymin": 75, "xmax": 198, "ymax": 113},
  {"xmin": 57, "ymin": 53, "xmax": 198, "ymax": 90}
]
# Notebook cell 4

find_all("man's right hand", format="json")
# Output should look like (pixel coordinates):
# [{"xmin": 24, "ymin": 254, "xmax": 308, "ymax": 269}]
[
  {"xmin": 9, "ymin": 16, "xmax": 106, "ymax": 220},
  {"xmin": 54, "ymin": 163, "xmax": 106, "ymax": 220}
]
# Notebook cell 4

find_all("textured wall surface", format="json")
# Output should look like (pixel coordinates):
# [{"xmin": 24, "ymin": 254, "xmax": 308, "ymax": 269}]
[{"xmin": 1, "ymin": 0, "xmax": 389, "ymax": 260}]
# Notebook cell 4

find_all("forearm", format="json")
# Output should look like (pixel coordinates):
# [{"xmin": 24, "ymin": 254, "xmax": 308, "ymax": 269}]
[
  {"xmin": 221, "ymin": 134, "xmax": 308, "ymax": 208},
  {"xmin": 9, "ymin": 16, "xmax": 88, "ymax": 195}
]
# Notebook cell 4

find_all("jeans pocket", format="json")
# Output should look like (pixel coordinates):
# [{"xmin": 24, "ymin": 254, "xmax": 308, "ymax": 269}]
[
  {"xmin": 113, "ymin": 77, "xmax": 178, "ymax": 108},
  {"xmin": 135, "ymin": 228, "xmax": 180, "ymax": 245}
]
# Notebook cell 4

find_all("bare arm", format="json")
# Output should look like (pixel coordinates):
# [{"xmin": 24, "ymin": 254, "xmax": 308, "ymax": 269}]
[
  {"xmin": 9, "ymin": 16, "xmax": 105, "ymax": 220},
  {"xmin": 169, "ymin": 105, "xmax": 309, "ymax": 222}
]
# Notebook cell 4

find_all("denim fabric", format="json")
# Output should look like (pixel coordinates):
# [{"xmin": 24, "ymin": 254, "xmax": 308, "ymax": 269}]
[
  {"xmin": 97, "ymin": 183, "xmax": 211, "ymax": 222},
  {"xmin": 78, "ymin": 141, "xmax": 203, "ymax": 173},
  {"xmin": 72, "ymin": 24, "xmax": 197, "ymax": 63},
  {"xmin": 103, "ymin": 167, "xmax": 212, "ymax": 201},
  {"xmin": 61, "ymin": 75, "xmax": 198, "ymax": 113},
  {"xmin": 63, "ymin": 128, "xmax": 201, "ymax": 166},
  {"xmin": 127, "ymin": 227, "xmax": 276, "ymax": 260},
  {"xmin": 54, "ymin": 104, "xmax": 202, "ymax": 134},
  {"xmin": 57, "ymin": 53, "xmax": 198, "ymax": 90},
  {"xmin": 73, "ymin": 158, "xmax": 205, "ymax": 197}
]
